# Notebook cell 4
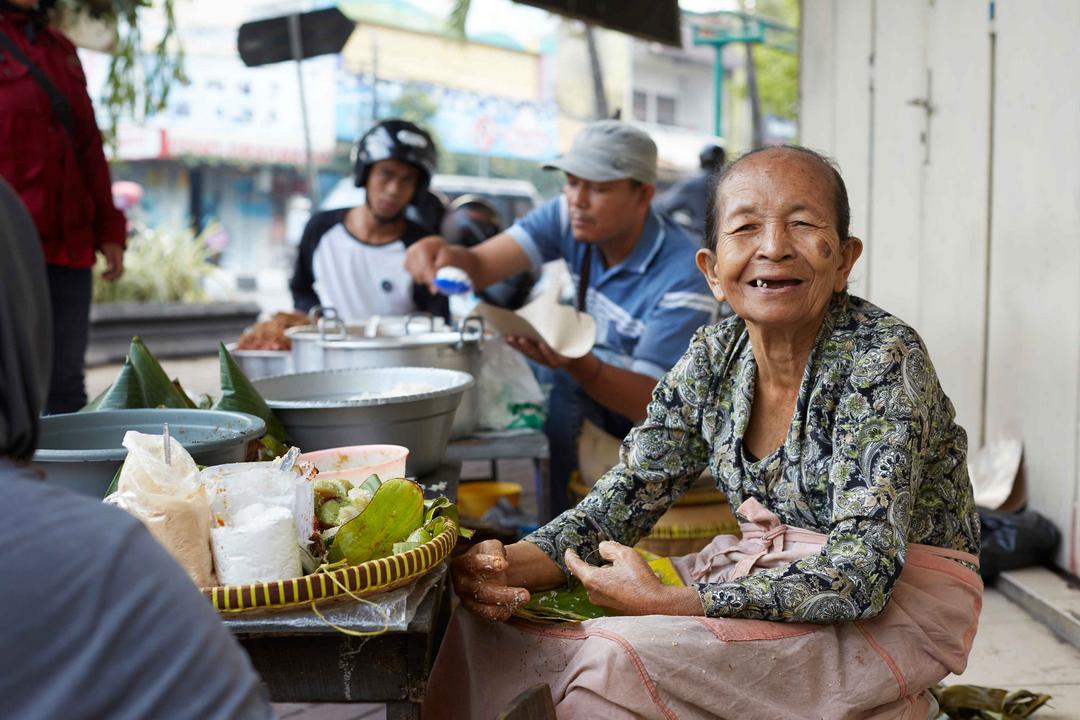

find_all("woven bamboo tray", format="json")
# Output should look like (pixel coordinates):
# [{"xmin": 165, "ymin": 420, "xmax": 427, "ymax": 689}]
[{"xmin": 202, "ymin": 520, "xmax": 458, "ymax": 613}]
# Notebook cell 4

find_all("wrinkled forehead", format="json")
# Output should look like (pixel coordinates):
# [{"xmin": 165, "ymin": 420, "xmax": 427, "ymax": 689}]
[{"xmin": 716, "ymin": 149, "xmax": 837, "ymax": 215}]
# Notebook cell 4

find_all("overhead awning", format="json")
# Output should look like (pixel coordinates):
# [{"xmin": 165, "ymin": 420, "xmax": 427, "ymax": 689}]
[{"xmin": 513, "ymin": 0, "xmax": 682, "ymax": 47}]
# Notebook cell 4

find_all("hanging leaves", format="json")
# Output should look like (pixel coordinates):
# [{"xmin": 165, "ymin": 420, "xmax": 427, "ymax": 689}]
[{"xmin": 56, "ymin": 0, "xmax": 187, "ymax": 150}]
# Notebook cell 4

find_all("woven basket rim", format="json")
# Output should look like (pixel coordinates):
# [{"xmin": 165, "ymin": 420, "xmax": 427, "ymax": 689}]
[{"xmin": 202, "ymin": 520, "xmax": 457, "ymax": 613}]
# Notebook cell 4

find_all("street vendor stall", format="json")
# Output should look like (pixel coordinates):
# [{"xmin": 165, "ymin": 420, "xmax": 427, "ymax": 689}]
[
  {"xmin": 61, "ymin": 339, "xmax": 475, "ymax": 717},
  {"xmin": 222, "ymin": 462, "xmax": 460, "ymax": 720}
]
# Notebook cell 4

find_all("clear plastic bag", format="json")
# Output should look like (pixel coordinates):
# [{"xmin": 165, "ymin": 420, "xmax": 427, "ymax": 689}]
[
  {"xmin": 478, "ymin": 336, "xmax": 546, "ymax": 430},
  {"xmin": 105, "ymin": 431, "xmax": 215, "ymax": 587}
]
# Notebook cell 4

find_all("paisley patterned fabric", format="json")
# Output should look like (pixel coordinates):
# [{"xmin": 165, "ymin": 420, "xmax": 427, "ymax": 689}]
[{"xmin": 526, "ymin": 293, "xmax": 980, "ymax": 623}]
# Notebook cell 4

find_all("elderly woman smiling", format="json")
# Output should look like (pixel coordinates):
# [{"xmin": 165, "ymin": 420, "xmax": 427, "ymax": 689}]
[{"xmin": 424, "ymin": 146, "xmax": 982, "ymax": 720}]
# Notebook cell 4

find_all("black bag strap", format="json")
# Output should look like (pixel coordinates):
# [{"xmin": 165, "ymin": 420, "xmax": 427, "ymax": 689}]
[
  {"xmin": 576, "ymin": 244, "xmax": 592, "ymax": 312},
  {"xmin": 0, "ymin": 26, "xmax": 75, "ymax": 139}
]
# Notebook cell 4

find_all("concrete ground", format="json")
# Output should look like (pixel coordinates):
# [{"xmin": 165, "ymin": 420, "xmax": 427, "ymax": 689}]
[
  {"xmin": 948, "ymin": 587, "xmax": 1080, "ymax": 718},
  {"xmin": 85, "ymin": 358, "xmax": 1080, "ymax": 719}
]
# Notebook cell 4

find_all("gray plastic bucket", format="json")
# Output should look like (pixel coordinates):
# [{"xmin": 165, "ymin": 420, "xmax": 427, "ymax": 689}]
[{"xmin": 32, "ymin": 409, "xmax": 266, "ymax": 498}]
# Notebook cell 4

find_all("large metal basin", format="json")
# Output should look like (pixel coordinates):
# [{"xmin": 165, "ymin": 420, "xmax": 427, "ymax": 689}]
[
  {"xmin": 32, "ymin": 409, "xmax": 266, "ymax": 498},
  {"xmin": 253, "ymin": 367, "xmax": 475, "ymax": 476},
  {"xmin": 319, "ymin": 322, "xmax": 484, "ymax": 438}
]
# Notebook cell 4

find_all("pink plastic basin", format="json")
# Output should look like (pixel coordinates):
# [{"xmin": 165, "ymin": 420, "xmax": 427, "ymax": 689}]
[{"xmin": 299, "ymin": 444, "xmax": 409, "ymax": 484}]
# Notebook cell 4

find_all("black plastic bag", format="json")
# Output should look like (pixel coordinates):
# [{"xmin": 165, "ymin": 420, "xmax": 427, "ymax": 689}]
[{"xmin": 978, "ymin": 508, "xmax": 1060, "ymax": 581}]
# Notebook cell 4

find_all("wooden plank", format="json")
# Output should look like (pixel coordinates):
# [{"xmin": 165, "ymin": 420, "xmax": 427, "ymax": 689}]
[
  {"xmin": 865, "ymin": 0, "xmax": 927, "ymax": 324},
  {"xmin": 797, "ymin": 0, "xmax": 837, "ymax": 151},
  {"xmin": 234, "ymin": 575, "xmax": 450, "ymax": 705},
  {"xmin": 985, "ymin": 0, "xmax": 1080, "ymax": 572},
  {"xmin": 831, "ymin": 0, "xmax": 874, "ymax": 298},
  {"xmin": 917, "ymin": 0, "xmax": 991, "ymax": 442}
]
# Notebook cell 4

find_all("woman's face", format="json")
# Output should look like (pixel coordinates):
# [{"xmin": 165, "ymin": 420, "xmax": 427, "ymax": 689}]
[{"xmin": 696, "ymin": 149, "xmax": 862, "ymax": 334}]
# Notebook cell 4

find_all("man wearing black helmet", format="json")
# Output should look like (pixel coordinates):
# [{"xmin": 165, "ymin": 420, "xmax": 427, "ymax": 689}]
[
  {"xmin": 289, "ymin": 119, "xmax": 449, "ymax": 321},
  {"xmin": 654, "ymin": 143, "xmax": 726, "ymax": 243}
]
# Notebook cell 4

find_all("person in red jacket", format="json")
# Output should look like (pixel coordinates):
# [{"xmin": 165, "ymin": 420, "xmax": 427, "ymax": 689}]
[{"xmin": 0, "ymin": 0, "xmax": 126, "ymax": 413}]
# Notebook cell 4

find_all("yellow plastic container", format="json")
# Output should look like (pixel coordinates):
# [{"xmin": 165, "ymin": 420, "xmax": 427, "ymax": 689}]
[{"xmin": 458, "ymin": 481, "xmax": 523, "ymax": 519}]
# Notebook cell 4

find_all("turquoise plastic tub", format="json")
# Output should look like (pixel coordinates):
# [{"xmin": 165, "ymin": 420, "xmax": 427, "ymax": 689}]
[{"xmin": 32, "ymin": 409, "xmax": 266, "ymax": 498}]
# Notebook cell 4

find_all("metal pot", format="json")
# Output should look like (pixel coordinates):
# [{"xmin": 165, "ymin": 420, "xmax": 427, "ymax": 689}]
[
  {"xmin": 318, "ymin": 317, "xmax": 485, "ymax": 438},
  {"xmin": 225, "ymin": 343, "xmax": 292, "ymax": 380},
  {"xmin": 285, "ymin": 310, "xmax": 448, "ymax": 373},
  {"xmin": 253, "ymin": 367, "xmax": 475, "ymax": 476}
]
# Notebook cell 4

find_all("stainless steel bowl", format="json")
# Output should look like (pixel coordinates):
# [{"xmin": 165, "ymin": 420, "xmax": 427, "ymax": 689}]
[
  {"xmin": 33, "ymin": 409, "xmax": 267, "ymax": 497},
  {"xmin": 253, "ymin": 366, "xmax": 475, "ymax": 476},
  {"xmin": 319, "ymin": 319, "xmax": 484, "ymax": 438}
]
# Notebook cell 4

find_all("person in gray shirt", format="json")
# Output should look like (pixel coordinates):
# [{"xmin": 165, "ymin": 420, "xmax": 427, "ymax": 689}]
[{"xmin": 0, "ymin": 176, "xmax": 273, "ymax": 720}]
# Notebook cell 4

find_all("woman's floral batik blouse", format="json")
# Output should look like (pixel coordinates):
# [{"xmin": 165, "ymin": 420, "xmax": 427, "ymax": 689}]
[{"xmin": 526, "ymin": 293, "xmax": 981, "ymax": 623}]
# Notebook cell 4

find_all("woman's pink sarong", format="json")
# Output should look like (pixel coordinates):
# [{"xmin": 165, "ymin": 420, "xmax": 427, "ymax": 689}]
[{"xmin": 423, "ymin": 499, "xmax": 983, "ymax": 720}]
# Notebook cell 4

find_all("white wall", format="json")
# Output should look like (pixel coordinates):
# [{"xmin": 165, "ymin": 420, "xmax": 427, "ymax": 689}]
[{"xmin": 800, "ymin": 0, "xmax": 1080, "ymax": 571}]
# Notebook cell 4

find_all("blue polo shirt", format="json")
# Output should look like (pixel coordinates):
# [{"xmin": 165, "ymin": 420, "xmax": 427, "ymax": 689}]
[{"xmin": 507, "ymin": 196, "xmax": 715, "ymax": 379}]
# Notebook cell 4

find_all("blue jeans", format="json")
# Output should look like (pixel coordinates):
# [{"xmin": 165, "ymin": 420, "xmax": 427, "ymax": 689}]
[{"xmin": 45, "ymin": 265, "xmax": 91, "ymax": 414}]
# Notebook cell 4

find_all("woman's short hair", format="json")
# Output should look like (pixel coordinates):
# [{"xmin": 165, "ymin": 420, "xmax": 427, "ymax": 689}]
[{"xmin": 704, "ymin": 145, "xmax": 851, "ymax": 252}]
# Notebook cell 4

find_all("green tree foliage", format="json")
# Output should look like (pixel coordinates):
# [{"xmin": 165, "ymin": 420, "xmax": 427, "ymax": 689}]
[
  {"xmin": 57, "ymin": 0, "xmax": 186, "ymax": 147},
  {"xmin": 750, "ymin": 0, "xmax": 799, "ymax": 119}
]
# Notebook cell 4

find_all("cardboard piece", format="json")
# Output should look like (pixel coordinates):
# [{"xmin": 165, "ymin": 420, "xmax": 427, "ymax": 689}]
[{"xmin": 473, "ymin": 283, "xmax": 596, "ymax": 359}]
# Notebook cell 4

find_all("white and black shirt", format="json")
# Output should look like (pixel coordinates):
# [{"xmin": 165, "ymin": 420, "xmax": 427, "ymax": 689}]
[{"xmin": 289, "ymin": 209, "xmax": 448, "ymax": 321}]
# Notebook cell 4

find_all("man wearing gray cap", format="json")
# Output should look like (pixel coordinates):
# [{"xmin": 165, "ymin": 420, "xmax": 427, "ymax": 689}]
[{"xmin": 406, "ymin": 120, "xmax": 715, "ymax": 516}]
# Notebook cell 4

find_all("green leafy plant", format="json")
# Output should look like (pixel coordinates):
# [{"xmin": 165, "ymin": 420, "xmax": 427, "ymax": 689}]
[
  {"xmin": 56, "ymin": 0, "xmax": 187, "ymax": 147},
  {"xmin": 91, "ymin": 221, "xmax": 218, "ymax": 304}
]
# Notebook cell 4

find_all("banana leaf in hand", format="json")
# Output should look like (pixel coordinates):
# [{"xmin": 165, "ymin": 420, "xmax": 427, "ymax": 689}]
[{"xmin": 514, "ymin": 553, "xmax": 684, "ymax": 624}]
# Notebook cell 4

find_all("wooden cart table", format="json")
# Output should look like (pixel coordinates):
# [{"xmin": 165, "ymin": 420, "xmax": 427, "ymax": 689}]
[{"xmin": 221, "ymin": 463, "xmax": 460, "ymax": 720}]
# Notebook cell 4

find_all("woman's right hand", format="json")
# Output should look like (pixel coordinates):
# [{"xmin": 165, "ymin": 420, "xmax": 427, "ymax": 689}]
[{"xmin": 450, "ymin": 539, "xmax": 531, "ymax": 622}]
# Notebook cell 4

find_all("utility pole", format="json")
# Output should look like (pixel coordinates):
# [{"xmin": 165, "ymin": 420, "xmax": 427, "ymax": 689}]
[
  {"xmin": 744, "ymin": 41, "xmax": 764, "ymax": 148},
  {"xmin": 370, "ymin": 29, "xmax": 379, "ymax": 124},
  {"xmin": 287, "ymin": 13, "xmax": 320, "ymax": 206},
  {"xmin": 585, "ymin": 25, "xmax": 609, "ymax": 120}
]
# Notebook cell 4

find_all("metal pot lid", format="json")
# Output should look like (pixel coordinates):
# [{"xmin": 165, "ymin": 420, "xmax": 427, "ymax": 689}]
[
  {"xmin": 316, "ymin": 316, "xmax": 485, "ymax": 350},
  {"xmin": 285, "ymin": 312, "xmax": 449, "ymax": 341}
]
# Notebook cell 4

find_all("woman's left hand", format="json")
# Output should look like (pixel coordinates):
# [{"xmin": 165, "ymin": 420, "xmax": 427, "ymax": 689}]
[
  {"xmin": 565, "ymin": 542, "xmax": 703, "ymax": 616},
  {"xmin": 565, "ymin": 542, "xmax": 657, "ymax": 614}
]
